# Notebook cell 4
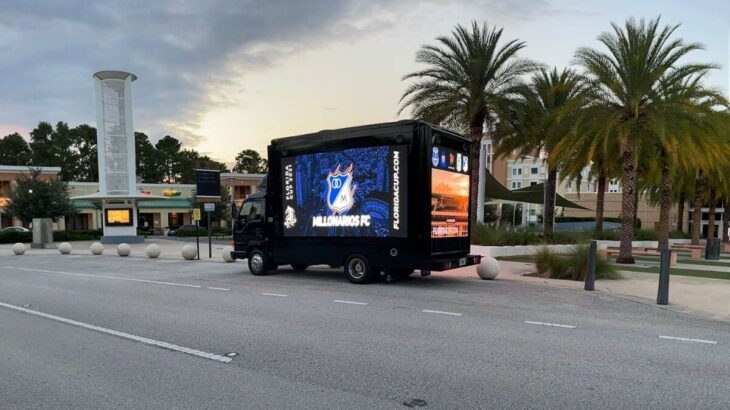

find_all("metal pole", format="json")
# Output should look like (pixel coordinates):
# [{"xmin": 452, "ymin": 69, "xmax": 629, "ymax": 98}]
[
  {"xmin": 477, "ymin": 142, "xmax": 487, "ymax": 224},
  {"xmin": 207, "ymin": 210, "xmax": 212, "ymax": 258},
  {"xmin": 584, "ymin": 240, "xmax": 596, "ymax": 291},
  {"xmin": 657, "ymin": 247, "xmax": 671, "ymax": 305},
  {"xmin": 195, "ymin": 219, "xmax": 200, "ymax": 260}
]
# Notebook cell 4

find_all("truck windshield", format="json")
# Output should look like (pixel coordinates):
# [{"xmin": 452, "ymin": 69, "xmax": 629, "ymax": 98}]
[{"xmin": 239, "ymin": 199, "xmax": 264, "ymax": 222}]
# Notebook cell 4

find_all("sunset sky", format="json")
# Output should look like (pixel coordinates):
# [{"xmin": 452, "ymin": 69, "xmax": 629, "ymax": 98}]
[{"xmin": 1, "ymin": 0, "xmax": 728, "ymax": 166}]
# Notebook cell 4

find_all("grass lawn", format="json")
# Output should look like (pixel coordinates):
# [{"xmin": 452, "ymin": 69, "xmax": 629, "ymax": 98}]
[{"xmin": 612, "ymin": 262, "xmax": 730, "ymax": 280}]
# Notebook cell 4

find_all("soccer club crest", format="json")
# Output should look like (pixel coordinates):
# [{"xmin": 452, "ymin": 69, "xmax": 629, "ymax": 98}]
[
  {"xmin": 432, "ymin": 147, "xmax": 439, "ymax": 167},
  {"xmin": 326, "ymin": 163, "xmax": 356, "ymax": 214}
]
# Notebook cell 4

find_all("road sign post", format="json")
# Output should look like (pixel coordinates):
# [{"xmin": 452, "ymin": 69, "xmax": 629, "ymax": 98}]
[
  {"xmin": 193, "ymin": 208, "xmax": 201, "ymax": 260},
  {"xmin": 204, "ymin": 202, "xmax": 215, "ymax": 258},
  {"xmin": 584, "ymin": 240, "xmax": 596, "ymax": 291},
  {"xmin": 657, "ymin": 247, "xmax": 671, "ymax": 305},
  {"xmin": 196, "ymin": 169, "xmax": 222, "ymax": 260}
]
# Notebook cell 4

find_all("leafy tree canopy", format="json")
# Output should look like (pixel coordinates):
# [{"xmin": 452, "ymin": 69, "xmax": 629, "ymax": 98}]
[{"xmin": 5, "ymin": 169, "xmax": 76, "ymax": 225}]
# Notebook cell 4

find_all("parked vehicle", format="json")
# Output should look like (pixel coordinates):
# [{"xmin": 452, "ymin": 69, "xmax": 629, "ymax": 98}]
[
  {"xmin": 232, "ymin": 120, "xmax": 481, "ymax": 284},
  {"xmin": 167, "ymin": 224, "xmax": 205, "ymax": 236},
  {"xmin": 1, "ymin": 226, "xmax": 30, "ymax": 233}
]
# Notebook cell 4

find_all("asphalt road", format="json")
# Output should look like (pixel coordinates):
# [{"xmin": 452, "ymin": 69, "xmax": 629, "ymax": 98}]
[{"xmin": 1, "ymin": 254, "xmax": 729, "ymax": 409}]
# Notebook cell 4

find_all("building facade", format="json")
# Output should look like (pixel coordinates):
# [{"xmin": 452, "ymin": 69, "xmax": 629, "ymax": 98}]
[{"xmin": 0, "ymin": 165, "xmax": 264, "ymax": 232}]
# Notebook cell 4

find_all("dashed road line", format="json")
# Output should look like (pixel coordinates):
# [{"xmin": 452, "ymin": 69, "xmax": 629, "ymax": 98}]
[
  {"xmin": 422, "ymin": 309, "xmax": 462, "ymax": 317},
  {"xmin": 658, "ymin": 335, "xmax": 718, "ymax": 345},
  {"xmin": 207, "ymin": 287, "xmax": 230, "ymax": 291},
  {"xmin": 525, "ymin": 320, "xmax": 576, "ymax": 329},
  {"xmin": 0, "ymin": 301, "xmax": 232, "ymax": 363},
  {"xmin": 333, "ymin": 300, "xmax": 368, "ymax": 306},
  {"xmin": 12, "ymin": 267, "xmax": 203, "ymax": 289},
  {"xmin": 262, "ymin": 293, "xmax": 288, "ymax": 297}
]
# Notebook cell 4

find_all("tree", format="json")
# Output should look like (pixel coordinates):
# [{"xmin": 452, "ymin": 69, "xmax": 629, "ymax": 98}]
[
  {"xmin": 574, "ymin": 17, "xmax": 716, "ymax": 263},
  {"xmin": 135, "ymin": 132, "xmax": 165, "ymax": 183},
  {"xmin": 0, "ymin": 133, "xmax": 32, "ymax": 165},
  {"xmin": 155, "ymin": 135, "xmax": 183, "ymax": 183},
  {"xmin": 70, "ymin": 124, "xmax": 98, "ymax": 182},
  {"xmin": 233, "ymin": 149, "xmax": 267, "ymax": 174},
  {"xmin": 5, "ymin": 169, "xmax": 76, "ymax": 225},
  {"xmin": 29, "ymin": 121, "xmax": 55, "ymax": 166},
  {"xmin": 399, "ymin": 21, "xmax": 540, "ymax": 226},
  {"xmin": 494, "ymin": 67, "xmax": 585, "ymax": 235}
]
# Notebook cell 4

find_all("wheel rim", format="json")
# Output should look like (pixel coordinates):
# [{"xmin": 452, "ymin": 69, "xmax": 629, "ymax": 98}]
[
  {"xmin": 250, "ymin": 253, "xmax": 264, "ymax": 273},
  {"xmin": 348, "ymin": 258, "xmax": 366, "ymax": 279}
]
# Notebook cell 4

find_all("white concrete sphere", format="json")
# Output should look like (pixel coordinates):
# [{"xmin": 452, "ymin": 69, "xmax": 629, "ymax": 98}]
[
  {"xmin": 476, "ymin": 256, "xmax": 500, "ymax": 280},
  {"xmin": 117, "ymin": 243, "xmax": 131, "ymax": 257},
  {"xmin": 222, "ymin": 246, "xmax": 235, "ymax": 262},
  {"xmin": 90, "ymin": 242, "xmax": 104, "ymax": 255},
  {"xmin": 12, "ymin": 243, "xmax": 26, "ymax": 255},
  {"xmin": 181, "ymin": 244, "xmax": 197, "ymax": 260},
  {"xmin": 58, "ymin": 242, "xmax": 72, "ymax": 255},
  {"xmin": 146, "ymin": 243, "xmax": 161, "ymax": 258}
]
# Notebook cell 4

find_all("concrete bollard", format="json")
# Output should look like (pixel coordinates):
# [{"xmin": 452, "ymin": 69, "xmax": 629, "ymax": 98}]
[
  {"xmin": 117, "ymin": 243, "xmax": 131, "ymax": 257},
  {"xmin": 58, "ymin": 242, "xmax": 72, "ymax": 255},
  {"xmin": 476, "ymin": 256, "xmax": 499, "ymax": 280},
  {"xmin": 90, "ymin": 242, "xmax": 104, "ymax": 255},
  {"xmin": 12, "ymin": 243, "xmax": 26, "ymax": 255},
  {"xmin": 181, "ymin": 244, "xmax": 197, "ymax": 260},
  {"xmin": 657, "ymin": 247, "xmax": 671, "ymax": 305},
  {"xmin": 222, "ymin": 245, "xmax": 234, "ymax": 262},
  {"xmin": 146, "ymin": 243, "xmax": 161, "ymax": 258}
]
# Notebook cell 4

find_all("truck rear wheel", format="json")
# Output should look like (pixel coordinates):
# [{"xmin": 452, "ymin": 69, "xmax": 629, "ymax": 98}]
[
  {"xmin": 344, "ymin": 254, "xmax": 374, "ymax": 284},
  {"xmin": 248, "ymin": 249, "xmax": 271, "ymax": 276}
]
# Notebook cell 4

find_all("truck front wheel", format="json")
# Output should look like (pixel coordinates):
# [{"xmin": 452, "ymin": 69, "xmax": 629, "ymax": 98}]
[
  {"xmin": 248, "ymin": 249, "xmax": 271, "ymax": 276},
  {"xmin": 344, "ymin": 254, "xmax": 375, "ymax": 284}
]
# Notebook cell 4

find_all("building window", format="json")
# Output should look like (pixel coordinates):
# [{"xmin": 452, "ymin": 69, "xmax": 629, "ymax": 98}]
[
  {"xmin": 511, "ymin": 181, "xmax": 522, "ymax": 189},
  {"xmin": 512, "ymin": 168, "xmax": 522, "ymax": 176},
  {"xmin": 530, "ymin": 181, "xmax": 537, "ymax": 186},
  {"xmin": 531, "ymin": 167, "xmax": 538, "ymax": 175},
  {"xmin": 0, "ymin": 180, "xmax": 11, "ymax": 197}
]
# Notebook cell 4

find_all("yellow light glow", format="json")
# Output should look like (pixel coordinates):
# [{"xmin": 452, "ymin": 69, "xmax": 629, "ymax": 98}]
[{"xmin": 107, "ymin": 210, "xmax": 131, "ymax": 224}]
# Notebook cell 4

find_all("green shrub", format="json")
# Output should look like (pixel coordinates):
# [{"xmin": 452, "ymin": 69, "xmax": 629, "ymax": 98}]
[
  {"xmin": 54, "ymin": 230, "xmax": 102, "ymax": 242},
  {"xmin": 555, "ymin": 216, "xmax": 621, "ymax": 223},
  {"xmin": 533, "ymin": 245, "xmax": 620, "ymax": 281},
  {"xmin": 0, "ymin": 231, "xmax": 32, "ymax": 244},
  {"xmin": 669, "ymin": 231, "xmax": 690, "ymax": 239},
  {"xmin": 593, "ymin": 230, "xmax": 620, "ymax": 240},
  {"xmin": 634, "ymin": 229, "xmax": 658, "ymax": 240}
]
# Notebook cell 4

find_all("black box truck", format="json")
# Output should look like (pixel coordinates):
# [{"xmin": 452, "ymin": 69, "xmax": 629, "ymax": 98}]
[{"xmin": 232, "ymin": 120, "xmax": 481, "ymax": 283}]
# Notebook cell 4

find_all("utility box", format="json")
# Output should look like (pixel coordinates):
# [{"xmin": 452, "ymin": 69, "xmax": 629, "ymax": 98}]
[
  {"xmin": 705, "ymin": 238, "xmax": 721, "ymax": 260},
  {"xmin": 31, "ymin": 218, "xmax": 55, "ymax": 249}
]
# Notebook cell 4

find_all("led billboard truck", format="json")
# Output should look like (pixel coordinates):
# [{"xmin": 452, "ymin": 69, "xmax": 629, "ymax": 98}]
[{"xmin": 232, "ymin": 120, "xmax": 481, "ymax": 284}]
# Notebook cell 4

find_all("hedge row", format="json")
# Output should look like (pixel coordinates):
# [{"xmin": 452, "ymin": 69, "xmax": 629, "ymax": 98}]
[{"xmin": 0, "ymin": 229, "xmax": 102, "ymax": 244}]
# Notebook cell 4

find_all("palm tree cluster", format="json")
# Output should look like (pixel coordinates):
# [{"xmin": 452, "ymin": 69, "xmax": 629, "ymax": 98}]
[{"xmin": 400, "ymin": 17, "xmax": 729, "ymax": 263}]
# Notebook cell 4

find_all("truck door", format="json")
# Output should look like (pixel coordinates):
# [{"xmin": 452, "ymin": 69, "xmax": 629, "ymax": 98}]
[{"xmin": 234, "ymin": 198, "xmax": 266, "ymax": 246}]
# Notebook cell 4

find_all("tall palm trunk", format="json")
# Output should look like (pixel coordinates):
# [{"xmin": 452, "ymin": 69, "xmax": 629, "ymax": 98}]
[
  {"xmin": 633, "ymin": 189, "xmax": 640, "ymax": 230},
  {"xmin": 595, "ymin": 173, "xmax": 607, "ymax": 234},
  {"xmin": 617, "ymin": 145, "xmax": 636, "ymax": 264},
  {"xmin": 543, "ymin": 168, "xmax": 557, "ymax": 236},
  {"xmin": 722, "ymin": 200, "xmax": 729, "ymax": 243},
  {"xmin": 469, "ymin": 122, "xmax": 484, "ymax": 228},
  {"xmin": 657, "ymin": 162, "xmax": 671, "ymax": 249},
  {"xmin": 707, "ymin": 188, "xmax": 717, "ymax": 239},
  {"xmin": 691, "ymin": 170, "xmax": 704, "ymax": 245},
  {"xmin": 676, "ymin": 194, "xmax": 685, "ymax": 232}
]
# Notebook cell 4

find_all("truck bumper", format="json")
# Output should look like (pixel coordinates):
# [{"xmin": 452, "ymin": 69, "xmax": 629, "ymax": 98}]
[{"xmin": 426, "ymin": 254, "xmax": 482, "ymax": 271}]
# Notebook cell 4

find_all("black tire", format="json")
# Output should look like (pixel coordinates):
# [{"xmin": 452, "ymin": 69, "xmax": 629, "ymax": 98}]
[
  {"xmin": 248, "ymin": 249, "xmax": 271, "ymax": 276},
  {"xmin": 343, "ymin": 254, "xmax": 375, "ymax": 284},
  {"xmin": 291, "ymin": 264, "xmax": 308, "ymax": 271}
]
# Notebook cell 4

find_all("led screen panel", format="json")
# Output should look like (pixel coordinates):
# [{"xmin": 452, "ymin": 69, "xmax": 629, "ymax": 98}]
[
  {"xmin": 281, "ymin": 145, "xmax": 407, "ymax": 237},
  {"xmin": 105, "ymin": 209, "xmax": 133, "ymax": 226},
  {"xmin": 431, "ymin": 145, "xmax": 469, "ymax": 238}
]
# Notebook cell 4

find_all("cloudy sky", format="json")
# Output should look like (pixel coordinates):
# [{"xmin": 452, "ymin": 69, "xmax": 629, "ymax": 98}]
[{"xmin": 1, "ymin": 0, "xmax": 728, "ymax": 165}]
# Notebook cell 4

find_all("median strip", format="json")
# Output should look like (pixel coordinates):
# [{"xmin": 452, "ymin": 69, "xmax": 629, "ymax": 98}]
[
  {"xmin": 524, "ymin": 320, "xmax": 576, "ymax": 329},
  {"xmin": 0, "ymin": 301, "xmax": 232, "ymax": 363},
  {"xmin": 658, "ymin": 335, "xmax": 718, "ymax": 345}
]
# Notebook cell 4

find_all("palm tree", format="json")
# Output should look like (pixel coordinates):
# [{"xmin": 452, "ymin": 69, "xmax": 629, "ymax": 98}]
[
  {"xmin": 574, "ymin": 17, "xmax": 717, "ymax": 263},
  {"xmin": 399, "ymin": 21, "xmax": 540, "ymax": 226},
  {"xmin": 493, "ymin": 67, "xmax": 585, "ymax": 235}
]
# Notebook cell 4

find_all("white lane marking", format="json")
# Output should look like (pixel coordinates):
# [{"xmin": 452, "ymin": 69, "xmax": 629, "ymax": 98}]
[
  {"xmin": 207, "ymin": 287, "xmax": 230, "ymax": 291},
  {"xmin": 422, "ymin": 309, "xmax": 462, "ymax": 317},
  {"xmin": 12, "ymin": 267, "xmax": 202, "ymax": 289},
  {"xmin": 525, "ymin": 320, "xmax": 576, "ymax": 329},
  {"xmin": 333, "ymin": 300, "xmax": 368, "ymax": 305},
  {"xmin": 658, "ymin": 335, "xmax": 718, "ymax": 345},
  {"xmin": 0, "ymin": 301, "xmax": 232, "ymax": 363},
  {"xmin": 262, "ymin": 293, "xmax": 288, "ymax": 297}
]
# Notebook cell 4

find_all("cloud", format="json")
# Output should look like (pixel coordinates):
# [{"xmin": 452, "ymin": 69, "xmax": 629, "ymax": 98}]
[{"xmin": 0, "ymin": 0, "xmax": 400, "ymax": 146}]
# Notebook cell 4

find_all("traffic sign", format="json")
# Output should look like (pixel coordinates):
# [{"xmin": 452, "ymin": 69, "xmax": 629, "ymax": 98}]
[
  {"xmin": 204, "ymin": 203, "xmax": 215, "ymax": 212},
  {"xmin": 193, "ymin": 208, "xmax": 201, "ymax": 221}
]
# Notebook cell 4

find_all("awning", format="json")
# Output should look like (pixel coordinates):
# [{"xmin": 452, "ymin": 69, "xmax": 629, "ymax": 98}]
[
  {"xmin": 483, "ymin": 171, "xmax": 590, "ymax": 210},
  {"xmin": 138, "ymin": 199, "xmax": 194, "ymax": 209},
  {"xmin": 72, "ymin": 200, "xmax": 98, "ymax": 210}
]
